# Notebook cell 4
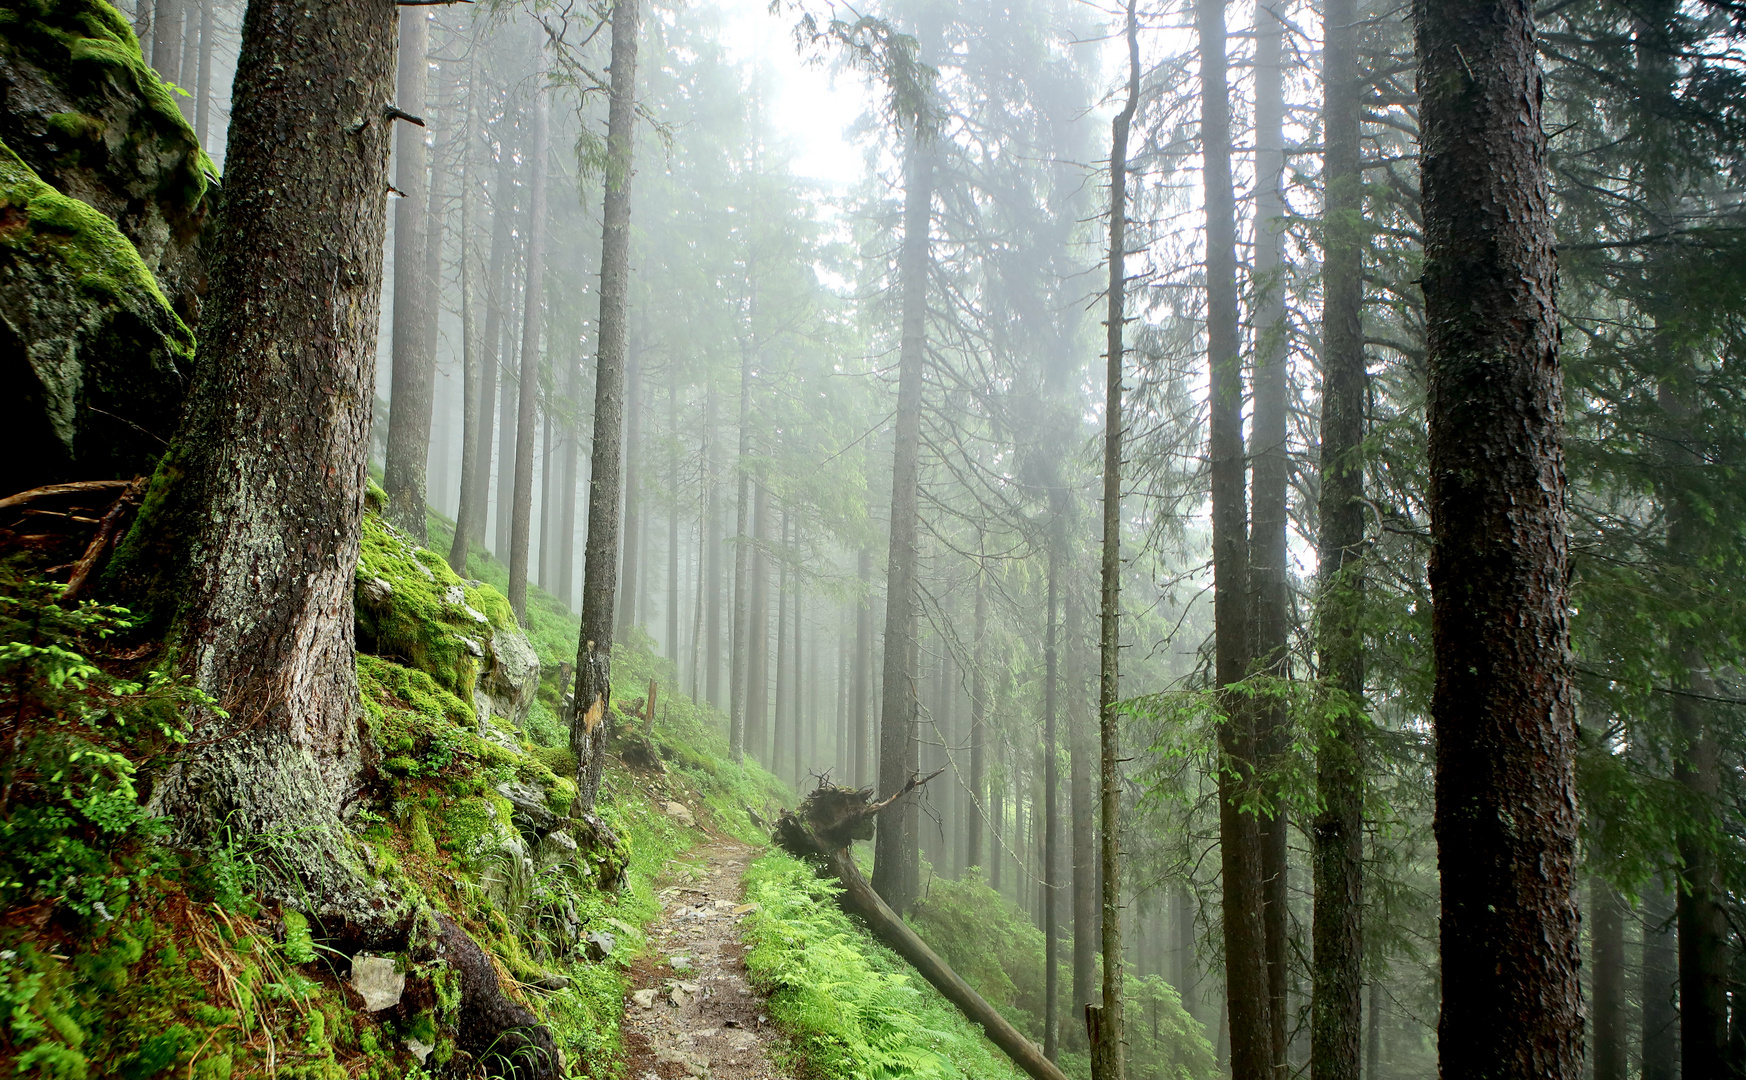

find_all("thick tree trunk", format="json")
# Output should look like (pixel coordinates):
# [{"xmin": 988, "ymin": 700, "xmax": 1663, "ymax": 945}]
[
  {"xmin": 507, "ymin": 35, "xmax": 549, "ymax": 625},
  {"xmin": 776, "ymin": 786, "xmax": 1069, "ymax": 1080},
  {"xmin": 382, "ymin": 8, "xmax": 433, "ymax": 542},
  {"xmin": 1416, "ymin": 3, "xmax": 1581, "ymax": 1078},
  {"xmin": 150, "ymin": 0, "xmax": 182, "ymax": 83},
  {"xmin": 117, "ymin": 2, "xmax": 556, "ymax": 1071},
  {"xmin": 569, "ymin": 0, "xmax": 642, "ymax": 811},
  {"xmin": 871, "ymin": 118, "xmax": 935, "ymax": 915},
  {"xmin": 1090, "ymin": 11, "xmax": 1138, "ymax": 1074},
  {"xmin": 1198, "ymin": 3, "xmax": 1271, "ymax": 1077},
  {"xmin": 1592, "ymin": 879, "xmax": 1627, "ymax": 1080},
  {"xmin": 1310, "ymin": 2, "xmax": 1367, "ymax": 1079}
]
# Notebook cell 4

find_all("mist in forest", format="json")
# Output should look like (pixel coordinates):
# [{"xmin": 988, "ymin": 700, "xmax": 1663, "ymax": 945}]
[{"xmin": 5, "ymin": 0, "xmax": 1745, "ymax": 1078}]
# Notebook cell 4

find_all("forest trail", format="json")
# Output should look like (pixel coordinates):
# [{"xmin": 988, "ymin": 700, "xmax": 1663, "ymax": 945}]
[{"xmin": 621, "ymin": 838, "xmax": 789, "ymax": 1080}]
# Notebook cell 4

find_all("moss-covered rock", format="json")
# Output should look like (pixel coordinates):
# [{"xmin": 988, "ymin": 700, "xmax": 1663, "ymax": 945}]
[
  {"xmin": 0, "ymin": 137, "xmax": 192, "ymax": 489},
  {"xmin": 0, "ymin": 0, "xmax": 213, "ymax": 321}
]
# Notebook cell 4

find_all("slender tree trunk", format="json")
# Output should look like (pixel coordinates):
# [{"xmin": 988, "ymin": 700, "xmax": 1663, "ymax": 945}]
[
  {"xmin": 194, "ymin": 0, "xmax": 213, "ymax": 146},
  {"xmin": 151, "ymin": 0, "xmax": 182, "ymax": 83},
  {"xmin": 449, "ymin": 48, "xmax": 484, "ymax": 574},
  {"xmin": 618, "ymin": 348, "xmax": 643, "ymax": 635},
  {"xmin": 1070, "ymin": 560, "xmax": 1095, "ymax": 1026},
  {"xmin": 495, "ymin": 268, "xmax": 519, "ymax": 557},
  {"xmin": 870, "ymin": 116, "xmax": 935, "ymax": 915},
  {"xmin": 704, "ymin": 385, "xmax": 723, "ymax": 710},
  {"xmin": 1198, "ymin": 4, "xmax": 1270, "ymax": 1077},
  {"xmin": 667, "ymin": 380, "xmax": 680, "ymax": 659},
  {"xmin": 746, "ymin": 481, "xmax": 772, "ymax": 763},
  {"xmin": 1090, "ymin": 11, "xmax": 1137, "ymax": 1074},
  {"xmin": 382, "ymin": 8, "xmax": 433, "ymax": 541},
  {"xmin": 854, "ymin": 544, "xmax": 873, "ymax": 788},
  {"xmin": 417, "ymin": 51, "xmax": 450, "ymax": 518},
  {"xmin": 470, "ymin": 115, "xmax": 514, "ymax": 550},
  {"xmin": 1593, "ymin": 879, "xmax": 1627, "ymax": 1080},
  {"xmin": 569, "ymin": 0, "xmax": 642, "ymax": 811},
  {"xmin": 775, "ymin": 508, "xmax": 791, "ymax": 777},
  {"xmin": 1365, "ymin": 981, "xmax": 1382, "ymax": 1080},
  {"xmin": 792, "ymin": 546, "xmax": 804, "ymax": 781},
  {"xmin": 539, "ymin": 407, "xmax": 553, "ymax": 589},
  {"xmin": 729, "ymin": 338, "xmax": 753, "ymax": 761},
  {"xmin": 1416, "ymin": 3, "xmax": 1581, "ymax": 1077},
  {"xmin": 967, "ymin": 559, "xmax": 986, "ymax": 870},
  {"xmin": 1043, "ymin": 495, "xmax": 1063, "ymax": 1061},
  {"xmin": 1250, "ymin": 9, "xmax": 1291, "ymax": 1072},
  {"xmin": 1311, "ymin": 2, "xmax": 1367, "ymax": 1079},
  {"xmin": 1641, "ymin": 879, "xmax": 1679, "ymax": 1080},
  {"xmin": 507, "ymin": 32, "xmax": 549, "ymax": 625},
  {"xmin": 175, "ymin": 1, "xmax": 196, "ymax": 119},
  {"xmin": 1175, "ymin": 884, "xmax": 1196, "ymax": 1021}
]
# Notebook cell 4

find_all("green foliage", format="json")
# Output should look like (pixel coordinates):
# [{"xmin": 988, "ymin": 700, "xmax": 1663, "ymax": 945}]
[{"xmin": 742, "ymin": 851, "xmax": 1025, "ymax": 1080}]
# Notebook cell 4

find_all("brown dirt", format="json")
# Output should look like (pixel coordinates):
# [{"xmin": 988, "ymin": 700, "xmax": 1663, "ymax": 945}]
[{"xmin": 620, "ymin": 839, "xmax": 794, "ymax": 1080}]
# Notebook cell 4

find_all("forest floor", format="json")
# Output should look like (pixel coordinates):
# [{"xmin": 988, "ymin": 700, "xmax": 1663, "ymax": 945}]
[{"xmin": 620, "ymin": 838, "xmax": 791, "ymax": 1080}]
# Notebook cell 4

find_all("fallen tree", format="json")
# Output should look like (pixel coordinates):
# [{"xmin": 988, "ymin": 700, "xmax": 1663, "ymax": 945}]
[{"xmin": 772, "ymin": 777, "xmax": 1070, "ymax": 1080}]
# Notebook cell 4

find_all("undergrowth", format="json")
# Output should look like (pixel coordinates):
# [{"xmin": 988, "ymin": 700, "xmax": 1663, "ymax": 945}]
[{"xmin": 742, "ymin": 851, "xmax": 1025, "ymax": 1080}]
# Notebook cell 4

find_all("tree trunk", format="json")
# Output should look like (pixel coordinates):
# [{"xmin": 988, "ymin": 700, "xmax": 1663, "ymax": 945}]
[
  {"xmin": 793, "ymin": 545, "xmax": 804, "ymax": 781},
  {"xmin": 570, "ymin": 0, "xmax": 642, "ymax": 811},
  {"xmin": 382, "ymin": 8, "xmax": 433, "ymax": 542},
  {"xmin": 1416, "ymin": 3, "xmax": 1581, "ymax": 1077},
  {"xmin": 871, "ymin": 114, "xmax": 935, "ymax": 915},
  {"xmin": 1198, "ymin": 3, "xmax": 1271, "ymax": 1077},
  {"xmin": 1091, "ymin": 10, "xmax": 1137, "ymax": 1074},
  {"xmin": 448, "ymin": 46, "xmax": 484, "ymax": 575},
  {"xmin": 1311, "ymin": 1, "xmax": 1367, "ymax": 1079},
  {"xmin": 1069, "ymin": 560, "xmax": 1095, "ymax": 1027},
  {"xmin": 730, "ymin": 338, "xmax": 753, "ymax": 762},
  {"xmin": 150, "ymin": 0, "xmax": 181, "ymax": 83},
  {"xmin": 746, "ymin": 481, "xmax": 772, "ymax": 763},
  {"xmin": 469, "ymin": 114, "xmax": 514, "ymax": 551},
  {"xmin": 618, "ymin": 348, "xmax": 643, "ymax": 635},
  {"xmin": 774, "ymin": 508, "xmax": 792, "ymax": 778},
  {"xmin": 704, "ymin": 384, "xmax": 723, "ymax": 710},
  {"xmin": 194, "ymin": 0, "xmax": 213, "ymax": 146},
  {"xmin": 1593, "ymin": 879, "xmax": 1627, "ymax": 1080},
  {"xmin": 494, "ymin": 268, "xmax": 519, "ymax": 557},
  {"xmin": 1042, "ymin": 498, "xmax": 1063, "ymax": 1061},
  {"xmin": 418, "ymin": 51, "xmax": 450, "ymax": 517},
  {"xmin": 1641, "ymin": 879, "xmax": 1679, "ymax": 1080},
  {"xmin": 1175, "ymin": 884, "xmax": 1196, "ymax": 1021},
  {"xmin": 967, "ymin": 558, "xmax": 987, "ymax": 870},
  {"xmin": 175, "ymin": 0, "xmax": 196, "ymax": 120},
  {"xmin": 1365, "ymin": 980, "xmax": 1382, "ymax": 1080},
  {"xmin": 775, "ymin": 785, "xmax": 1070, "ymax": 1080},
  {"xmin": 667, "ymin": 380, "xmax": 681, "ymax": 660},
  {"xmin": 853, "ymin": 543, "xmax": 873, "ymax": 788},
  {"xmin": 1250, "ymin": 8, "xmax": 1291, "ymax": 1072},
  {"xmin": 507, "ymin": 32, "xmax": 549, "ymax": 626}
]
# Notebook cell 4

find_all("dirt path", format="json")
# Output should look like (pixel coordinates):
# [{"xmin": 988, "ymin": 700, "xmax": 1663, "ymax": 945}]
[{"xmin": 621, "ymin": 839, "xmax": 790, "ymax": 1080}]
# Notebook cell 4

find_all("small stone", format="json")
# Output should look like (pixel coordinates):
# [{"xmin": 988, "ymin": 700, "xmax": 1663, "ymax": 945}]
[
  {"xmin": 732, "ymin": 903, "xmax": 758, "ymax": 916},
  {"xmin": 669, "ymin": 954, "xmax": 692, "ymax": 972},
  {"xmin": 406, "ymin": 1038, "xmax": 433, "ymax": 1064},
  {"xmin": 668, "ymin": 985, "xmax": 690, "ymax": 1007},
  {"xmin": 662, "ymin": 801, "xmax": 696, "ymax": 828},
  {"xmin": 632, "ymin": 988, "xmax": 659, "ymax": 1009},
  {"xmin": 537, "ymin": 972, "xmax": 571, "ymax": 991},
  {"xmin": 350, "ymin": 954, "xmax": 404, "ymax": 1011}
]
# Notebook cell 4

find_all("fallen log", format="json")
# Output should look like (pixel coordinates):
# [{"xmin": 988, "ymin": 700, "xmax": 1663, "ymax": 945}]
[{"xmin": 772, "ymin": 777, "xmax": 1070, "ymax": 1080}]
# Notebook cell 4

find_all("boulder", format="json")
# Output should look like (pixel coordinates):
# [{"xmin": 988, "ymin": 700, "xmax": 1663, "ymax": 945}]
[
  {"xmin": 476, "ymin": 625, "xmax": 540, "ymax": 734},
  {"xmin": 350, "ymin": 954, "xmax": 405, "ymax": 1012},
  {"xmin": 0, "ymin": 0, "xmax": 209, "ymax": 489}
]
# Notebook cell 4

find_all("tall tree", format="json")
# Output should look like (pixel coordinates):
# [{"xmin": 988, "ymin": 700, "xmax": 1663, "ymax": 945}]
[
  {"xmin": 448, "ymin": 44, "xmax": 483, "ymax": 576},
  {"xmin": 1089, "ymin": 5, "xmax": 1138, "ymax": 1076},
  {"xmin": 1415, "ymin": 3, "xmax": 1582, "ymax": 1078},
  {"xmin": 1198, "ymin": 2, "xmax": 1271, "ymax": 1077},
  {"xmin": 382, "ymin": 8, "xmax": 434, "ymax": 541},
  {"xmin": 569, "ymin": 0, "xmax": 644, "ymax": 810},
  {"xmin": 871, "ymin": 96, "xmax": 937, "ymax": 916},
  {"xmin": 1309, "ymin": 1, "xmax": 1367, "ymax": 1078},
  {"xmin": 507, "ymin": 28, "xmax": 549, "ymax": 625}
]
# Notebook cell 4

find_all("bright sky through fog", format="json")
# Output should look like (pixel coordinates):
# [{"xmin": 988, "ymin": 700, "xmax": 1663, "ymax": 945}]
[{"xmin": 708, "ymin": 0, "xmax": 871, "ymax": 187}]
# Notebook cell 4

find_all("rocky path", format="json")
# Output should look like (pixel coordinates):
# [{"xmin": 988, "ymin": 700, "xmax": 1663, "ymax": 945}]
[{"xmin": 621, "ymin": 839, "xmax": 789, "ymax": 1080}]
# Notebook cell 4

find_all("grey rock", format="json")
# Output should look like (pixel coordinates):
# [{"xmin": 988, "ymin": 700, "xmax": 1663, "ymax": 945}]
[
  {"xmin": 632, "ymin": 988, "xmax": 658, "ymax": 1010},
  {"xmin": 474, "ymin": 626, "xmax": 540, "ymax": 734},
  {"xmin": 497, "ymin": 780, "xmax": 558, "ymax": 832},
  {"xmin": 584, "ymin": 930, "xmax": 615, "ymax": 962},
  {"xmin": 350, "ymin": 954, "xmax": 404, "ymax": 1011},
  {"xmin": 662, "ymin": 801, "xmax": 696, "ymax": 829}
]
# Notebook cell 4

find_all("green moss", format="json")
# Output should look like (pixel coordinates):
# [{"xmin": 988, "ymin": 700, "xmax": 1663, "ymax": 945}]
[
  {"xmin": 0, "ymin": 138, "xmax": 193, "ymax": 356},
  {"xmin": 46, "ymin": 110, "xmax": 105, "ymax": 142},
  {"xmin": 407, "ymin": 808, "xmax": 438, "ymax": 859}
]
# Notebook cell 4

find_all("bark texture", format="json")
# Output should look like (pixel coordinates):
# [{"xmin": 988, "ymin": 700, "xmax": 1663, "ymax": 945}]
[
  {"xmin": 1310, "ymin": 1, "xmax": 1367, "ymax": 1078},
  {"xmin": 570, "ymin": 0, "xmax": 642, "ymax": 811},
  {"xmin": 507, "ymin": 35, "xmax": 549, "ymax": 625},
  {"xmin": 1415, "ymin": 3, "xmax": 1581, "ymax": 1077}
]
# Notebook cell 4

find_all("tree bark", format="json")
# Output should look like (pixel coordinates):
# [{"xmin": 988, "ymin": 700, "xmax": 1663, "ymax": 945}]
[
  {"xmin": 1069, "ymin": 560, "xmax": 1095, "ymax": 1027},
  {"xmin": 507, "ymin": 31, "xmax": 549, "ymax": 626},
  {"xmin": 382, "ymin": 8, "xmax": 433, "ymax": 542},
  {"xmin": 470, "ymin": 113, "xmax": 514, "ymax": 551},
  {"xmin": 853, "ymin": 543, "xmax": 873, "ymax": 788},
  {"xmin": 774, "ymin": 508, "xmax": 792, "ymax": 778},
  {"xmin": 1416, "ymin": 3, "xmax": 1581, "ymax": 1078},
  {"xmin": 569, "ymin": 0, "xmax": 642, "ymax": 811},
  {"xmin": 1091, "ymin": 9, "xmax": 1138, "ymax": 1074},
  {"xmin": 494, "ymin": 265, "xmax": 519, "ymax": 558},
  {"xmin": 871, "ymin": 116, "xmax": 935, "ymax": 916},
  {"xmin": 194, "ymin": 0, "xmax": 213, "ymax": 146},
  {"xmin": 150, "ymin": 0, "xmax": 182, "ymax": 83},
  {"xmin": 967, "ymin": 557, "xmax": 987, "ymax": 870},
  {"xmin": 448, "ymin": 46, "xmax": 483, "ymax": 575},
  {"xmin": 1043, "ymin": 496, "xmax": 1064, "ymax": 1061},
  {"xmin": 730, "ymin": 336, "xmax": 753, "ymax": 762},
  {"xmin": 746, "ymin": 481, "xmax": 772, "ymax": 763},
  {"xmin": 775, "ymin": 784, "xmax": 1069, "ymax": 1080},
  {"xmin": 667, "ymin": 379, "xmax": 681, "ymax": 660},
  {"xmin": 1641, "ymin": 879, "xmax": 1679, "ymax": 1080},
  {"xmin": 1311, "ymin": 2, "xmax": 1367, "ymax": 1079},
  {"xmin": 1198, "ymin": 3, "xmax": 1271, "ymax": 1077}
]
